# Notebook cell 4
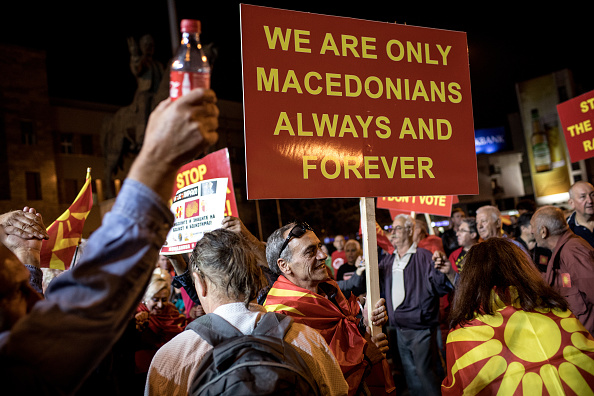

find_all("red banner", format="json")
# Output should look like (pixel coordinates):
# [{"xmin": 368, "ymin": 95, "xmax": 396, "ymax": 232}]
[
  {"xmin": 172, "ymin": 148, "xmax": 238, "ymax": 218},
  {"xmin": 241, "ymin": 4, "xmax": 477, "ymax": 199},
  {"xmin": 377, "ymin": 195, "xmax": 453, "ymax": 217},
  {"xmin": 557, "ymin": 89, "xmax": 594, "ymax": 163}
]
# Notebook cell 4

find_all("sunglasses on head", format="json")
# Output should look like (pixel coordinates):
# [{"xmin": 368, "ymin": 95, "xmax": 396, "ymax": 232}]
[{"xmin": 278, "ymin": 222, "xmax": 313, "ymax": 260}]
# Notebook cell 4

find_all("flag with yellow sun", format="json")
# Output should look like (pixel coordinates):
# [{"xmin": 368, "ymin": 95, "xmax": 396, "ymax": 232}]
[
  {"xmin": 442, "ymin": 294, "xmax": 594, "ymax": 395},
  {"xmin": 40, "ymin": 168, "xmax": 93, "ymax": 270}
]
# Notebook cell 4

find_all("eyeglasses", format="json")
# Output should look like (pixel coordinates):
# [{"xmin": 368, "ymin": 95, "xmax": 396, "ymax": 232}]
[
  {"xmin": 389, "ymin": 225, "xmax": 409, "ymax": 234},
  {"xmin": 278, "ymin": 222, "xmax": 313, "ymax": 260}
]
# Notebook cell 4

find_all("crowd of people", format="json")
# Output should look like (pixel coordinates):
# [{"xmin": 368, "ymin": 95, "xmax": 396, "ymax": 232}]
[{"xmin": 1, "ymin": 88, "xmax": 594, "ymax": 395}]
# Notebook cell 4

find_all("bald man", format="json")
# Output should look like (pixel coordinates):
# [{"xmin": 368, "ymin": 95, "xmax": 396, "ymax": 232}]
[
  {"xmin": 567, "ymin": 181, "xmax": 594, "ymax": 248},
  {"xmin": 532, "ymin": 205, "xmax": 594, "ymax": 334}
]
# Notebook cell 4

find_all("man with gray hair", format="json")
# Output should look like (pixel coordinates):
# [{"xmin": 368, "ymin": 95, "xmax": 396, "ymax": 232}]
[
  {"xmin": 263, "ymin": 222, "xmax": 392, "ymax": 395},
  {"xmin": 476, "ymin": 204, "xmax": 531, "ymax": 257},
  {"xmin": 380, "ymin": 214, "xmax": 455, "ymax": 396},
  {"xmin": 531, "ymin": 205, "xmax": 594, "ymax": 334},
  {"xmin": 567, "ymin": 180, "xmax": 594, "ymax": 248}
]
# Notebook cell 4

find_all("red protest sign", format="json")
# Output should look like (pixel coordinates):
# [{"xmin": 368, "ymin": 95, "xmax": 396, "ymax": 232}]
[
  {"xmin": 172, "ymin": 148, "xmax": 238, "ymax": 218},
  {"xmin": 557, "ymin": 90, "xmax": 594, "ymax": 163},
  {"xmin": 377, "ymin": 195, "xmax": 453, "ymax": 217},
  {"xmin": 240, "ymin": 4, "xmax": 477, "ymax": 199}
]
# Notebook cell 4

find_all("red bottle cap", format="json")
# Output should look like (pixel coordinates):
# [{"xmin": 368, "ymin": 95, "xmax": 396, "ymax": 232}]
[{"xmin": 180, "ymin": 19, "xmax": 201, "ymax": 34}]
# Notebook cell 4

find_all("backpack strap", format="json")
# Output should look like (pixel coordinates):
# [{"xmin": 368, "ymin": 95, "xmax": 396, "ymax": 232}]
[
  {"xmin": 186, "ymin": 313, "xmax": 243, "ymax": 347},
  {"xmin": 251, "ymin": 312, "xmax": 293, "ymax": 339}
]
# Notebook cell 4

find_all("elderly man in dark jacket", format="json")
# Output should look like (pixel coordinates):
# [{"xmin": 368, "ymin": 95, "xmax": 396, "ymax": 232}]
[
  {"xmin": 532, "ymin": 205, "xmax": 594, "ymax": 335},
  {"xmin": 379, "ymin": 214, "xmax": 455, "ymax": 396}
]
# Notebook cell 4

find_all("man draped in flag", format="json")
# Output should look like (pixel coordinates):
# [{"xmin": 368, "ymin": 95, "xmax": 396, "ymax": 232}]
[
  {"xmin": 443, "ymin": 237, "xmax": 594, "ymax": 395},
  {"xmin": 263, "ymin": 222, "xmax": 394, "ymax": 396},
  {"xmin": 40, "ymin": 168, "xmax": 93, "ymax": 270}
]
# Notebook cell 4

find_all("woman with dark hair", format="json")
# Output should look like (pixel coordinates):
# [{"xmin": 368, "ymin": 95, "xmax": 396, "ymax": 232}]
[{"xmin": 442, "ymin": 238, "xmax": 594, "ymax": 395}]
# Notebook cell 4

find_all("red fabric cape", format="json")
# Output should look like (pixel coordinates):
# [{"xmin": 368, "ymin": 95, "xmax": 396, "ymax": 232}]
[{"xmin": 264, "ymin": 275, "xmax": 367, "ymax": 395}]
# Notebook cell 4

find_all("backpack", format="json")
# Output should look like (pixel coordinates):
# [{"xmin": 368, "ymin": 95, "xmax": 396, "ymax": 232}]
[{"xmin": 187, "ymin": 312, "xmax": 321, "ymax": 396}]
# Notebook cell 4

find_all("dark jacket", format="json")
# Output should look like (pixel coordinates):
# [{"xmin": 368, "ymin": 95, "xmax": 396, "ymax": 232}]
[{"xmin": 379, "ymin": 246, "xmax": 452, "ymax": 330}]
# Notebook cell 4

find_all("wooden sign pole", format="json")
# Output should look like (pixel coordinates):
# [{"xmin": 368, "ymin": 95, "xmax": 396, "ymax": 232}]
[{"xmin": 360, "ymin": 197, "xmax": 381, "ymax": 336}]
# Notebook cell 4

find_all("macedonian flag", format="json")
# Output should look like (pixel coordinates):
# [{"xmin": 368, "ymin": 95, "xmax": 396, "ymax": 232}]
[
  {"xmin": 40, "ymin": 168, "xmax": 93, "ymax": 270},
  {"xmin": 442, "ymin": 290, "xmax": 594, "ymax": 395},
  {"xmin": 264, "ymin": 275, "xmax": 367, "ymax": 395}
]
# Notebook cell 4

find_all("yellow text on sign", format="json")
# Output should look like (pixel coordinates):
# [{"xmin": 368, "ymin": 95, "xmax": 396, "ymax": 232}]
[{"xmin": 176, "ymin": 164, "xmax": 208, "ymax": 189}]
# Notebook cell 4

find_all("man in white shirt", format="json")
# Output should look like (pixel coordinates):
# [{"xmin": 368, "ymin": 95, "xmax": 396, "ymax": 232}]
[
  {"xmin": 146, "ymin": 228, "xmax": 348, "ymax": 396},
  {"xmin": 379, "ymin": 214, "xmax": 455, "ymax": 396}
]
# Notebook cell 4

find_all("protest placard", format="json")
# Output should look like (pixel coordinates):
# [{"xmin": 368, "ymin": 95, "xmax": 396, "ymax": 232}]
[
  {"xmin": 160, "ymin": 148, "xmax": 238, "ymax": 255},
  {"xmin": 377, "ymin": 195, "xmax": 453, "ymax": 217},
  {"xmin": 161, "ymin": 178, "xmax": 228, "ymax": 255},
  {"xmin": 240, "ymin": 4, "xmax": 477, "ymax": 199},
  {"xmin": 172, "ymin": 148, "xmax": 238, "ymax": 217},
  {"xmin": 557, "ymin": 89, "xmax": 594, "ymax": 163}
]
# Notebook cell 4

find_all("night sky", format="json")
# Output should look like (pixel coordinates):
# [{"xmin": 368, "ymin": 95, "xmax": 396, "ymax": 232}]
[{"xmin": 2, "ymin": 1, "xmax": 592, "ymax": 131}]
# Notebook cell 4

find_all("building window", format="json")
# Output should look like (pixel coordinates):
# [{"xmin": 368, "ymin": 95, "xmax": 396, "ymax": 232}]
[
  {"xmin": 60, "ymin": 133, "xmax": 74, "ymax": 154},
  {"xmin": 21, "ymin": 120, "xmax": 37, "ymax": 145},
  {"xmin": 25, "ymin": 172, "xmax": 42, "ymax": 200}
]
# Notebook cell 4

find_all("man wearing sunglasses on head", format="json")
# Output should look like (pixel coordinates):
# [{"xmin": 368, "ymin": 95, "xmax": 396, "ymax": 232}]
[{"xmin": 264, "ymin": 222, "xmax": 392, "ymax": 396}]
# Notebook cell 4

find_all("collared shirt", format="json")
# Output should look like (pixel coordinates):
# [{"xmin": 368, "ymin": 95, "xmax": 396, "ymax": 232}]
[
  {"xmin": 567, "ymin": 211, "xmax": 594, "ymax": 249},
  {"xmin": 392, "ymin": 243, "xmax": 417, "ymax": 309},
  {"xmin": 147, "ymin": 302, "xmax": 348, "ymax": 396}
]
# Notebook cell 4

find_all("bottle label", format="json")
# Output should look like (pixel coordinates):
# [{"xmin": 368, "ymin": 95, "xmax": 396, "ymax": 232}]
[{"xmin": 169, "ymin": 71, "xmax": 211, "ymax": 100}]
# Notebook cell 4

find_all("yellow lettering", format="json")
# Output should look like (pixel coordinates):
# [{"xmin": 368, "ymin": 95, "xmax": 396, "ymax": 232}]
[
  {"xmin": 294, "ymin": 29, "xmax": 311, "ymax": 53},
  {"xmin": 356, "ymin": 116, "xmax": 373, "ymax": 138},
  {"xmin": 312, "ymin": 113, "xmax": 339, "ymax": 137},
  {"xmin": 345, "ymin": 74, "xmax": 362, "ymax": 97},
  {"xmin": 376, "ymin": 116, "xmax": 391, "ymax": 139},
  {"xmin": 400, "ymin": 157, "xmax": 415, "ymax": 178},
  {"xmin": 304, "ymin": 72, "xmax": 322, "ymax": 95},
  {"xmin": 364, "ymin": 156, "xmax": 380, "ymax": 178},
  {"xmin": 400, "ymin": 118, "xmax": 417, "ymax": 139},
  {"xmin": 326, "ymin": 73, "xmax": 342, "ymax": 96},
  {"xmin": 274, "ymin": 112, "xmax": 294, "ymax": 135},
  {"xmin": 438, "ymin": 119, "xmax": 452, "ymax": 140},
  {"xmin": 282, "ymin": 70, "xmax": 302, "ymax": 93},
  {"xmin": 448, "ymin": 83, "xmax": 462, "ymax": 103},
  {"xmin": 339, "ymin": 115, "xmax": 358, "ymax": 137},
  {"xmin": 386, "ymin": 39, "xmax": 404, "ymax": 61},
  {"xmin": 342, "ymin": 35, "xmax": 360, "ymax": 57},
  {"xmin": 263, "ymin": 26, "xmax": 292, "ymax": 50},
  {"xmin": 303, "ymin": 156, "xmax": 317, "ymax": 179},
  {"xmin": 437, "ymin": 45, "xmax": 452, "ymax": 65},
  {"xmin": 257, "ymin": 67, "xmax": 279, "ymax": 92},
  {"xmin": 297, "ymin": 113, "xmax": 313, "ymax": 136},
  {"xmin": 321, "ymin": 156, "xmax": 341, "ymax": 179},
  {"xmin": 320, "ymin": 33, "xmax": 340, "ymax": 56},
  {"xmin": 361, "ymin": 37, "xmax": 377, "ymax": 59},
  {"xmin": 344, "ymin": 156, "xmax": 362, "ymax": 179},
  {"xmin": 365, "ymin": 76, "xmax": 383, "ymax": 99},
  {"xmin": 381, "ymin": 156, "xmax": 398, "ymax": 178},
  {"xmin": 418, "ymin": 157, "xmax": 435, "ymax": 178}
]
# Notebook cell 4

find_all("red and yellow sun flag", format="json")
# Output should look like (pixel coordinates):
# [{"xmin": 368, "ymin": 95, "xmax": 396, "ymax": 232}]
[
  {"xmin": 442, "ymin": 290, "xmax": 594, "ymax": 395},
  {"xmin": 40, "ymin": 168, "xmax": 93, "ymax": 270},
  {"xmin": 264, "ymin": 275, "xmax": 368, "ymax": 395}
]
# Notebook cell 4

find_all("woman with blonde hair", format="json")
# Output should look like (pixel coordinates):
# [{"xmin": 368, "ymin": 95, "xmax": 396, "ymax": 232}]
[{"xmin": 134, "ymin": 277, "xmax": 187, "ymax": 385}]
